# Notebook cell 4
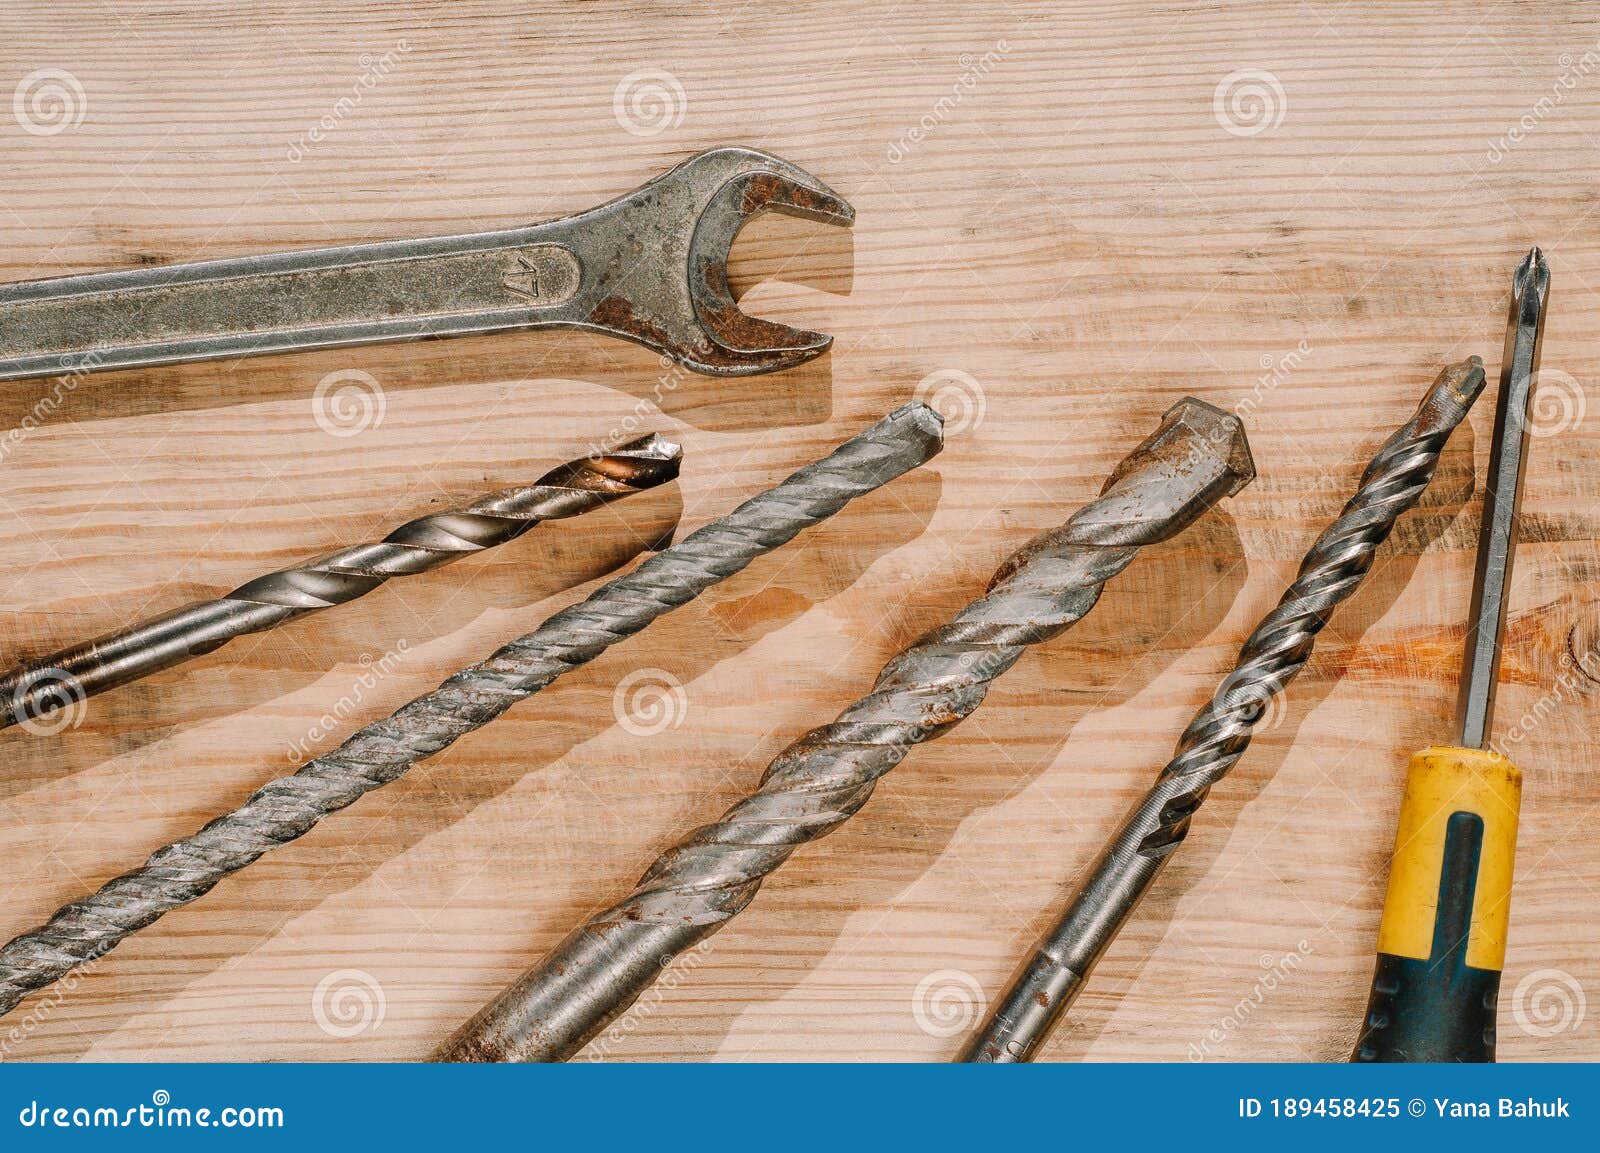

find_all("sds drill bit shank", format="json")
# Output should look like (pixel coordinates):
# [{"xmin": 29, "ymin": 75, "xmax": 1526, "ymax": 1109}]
[
  {"xmin": 0, "ymin": 404, "xmax": 943, "ymax": 1018},
  {"xmin": 0, "ymin": 436, "xmax": 682, "ymax": 731},
  {"xmin": 961, "ymin": 359, "xmax": 1488, "ymax": 1062},
  {"xmin": 435, "ymin": 398, "xmax": 1255, "ymax": 1063}
]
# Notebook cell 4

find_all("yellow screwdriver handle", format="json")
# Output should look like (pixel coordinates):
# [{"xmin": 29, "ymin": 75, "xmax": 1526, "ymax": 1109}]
[{"xmin": 1352, "ymin": 746, "xmax": 1521, "ymax": 1062}]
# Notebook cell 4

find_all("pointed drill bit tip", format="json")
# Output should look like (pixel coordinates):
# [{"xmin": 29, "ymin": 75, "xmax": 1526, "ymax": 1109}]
[{"xmin": 582, "ymin": 433, "xmax": 684, "ymax": 487}]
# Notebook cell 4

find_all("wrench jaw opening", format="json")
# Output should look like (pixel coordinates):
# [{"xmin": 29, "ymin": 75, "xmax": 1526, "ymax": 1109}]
[
  {"xmin": 677, "ymin": 150, "xmax": 855, "ymax": 376},
  {"xmin": 560, "ymin": 150, "xmax": 853, "ymax": 376}
]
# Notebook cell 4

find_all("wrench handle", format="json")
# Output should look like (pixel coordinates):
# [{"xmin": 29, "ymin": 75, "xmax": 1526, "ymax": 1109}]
[{"xmin": 0, "ymin": 229, "xmax": 584, "ymax": 381}]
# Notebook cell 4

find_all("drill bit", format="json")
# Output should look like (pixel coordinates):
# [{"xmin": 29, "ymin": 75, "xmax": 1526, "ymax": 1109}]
[
  {"xmin": 0, "ymin": 403, "xmax": 943, "ymax": 1019},
  {"xmin": 960, "ymin": 358, "xmax": 1489, "ymax": 1063},
  {"xmin": 0, "ymin": 435, "xmax": 683, "ymax": 732},
  {"xmin": 434, "ymin": 397, "xmax": 1255, "ymax": 1063}
]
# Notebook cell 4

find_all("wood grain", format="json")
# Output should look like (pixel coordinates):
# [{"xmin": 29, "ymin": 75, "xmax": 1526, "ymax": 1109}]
[{"xmin": 1, "ymin": 0, "xmax": 1598, "ymax": 1061}]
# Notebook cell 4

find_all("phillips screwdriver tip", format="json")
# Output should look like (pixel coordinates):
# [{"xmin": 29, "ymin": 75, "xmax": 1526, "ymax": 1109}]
[{"xmin": 1514, "ymin": 247, "xmax": 1550, "ymax": 307}]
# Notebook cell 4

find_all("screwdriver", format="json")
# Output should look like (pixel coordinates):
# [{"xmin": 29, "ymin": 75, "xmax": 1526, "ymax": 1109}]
[{"xmin": 1351, "ymin": 247, "xmax": 1548, "ymax": 1062}]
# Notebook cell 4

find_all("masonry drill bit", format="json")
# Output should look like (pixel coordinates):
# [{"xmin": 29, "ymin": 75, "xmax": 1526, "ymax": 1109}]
[
  {"xmin": 0, "ymin": 403, "xmax": 942, "ymax": 1018},
  {"xmin": 961, "ymin": 358, "xmax": 1489, "ymax": 1063},
  {"xmin": 0, "ymin": 436, "xmax": 682, "ymax": 733},
  {"xmin": 434, "ymin": 398, "xmax": 1255, "ymax": 1063}
]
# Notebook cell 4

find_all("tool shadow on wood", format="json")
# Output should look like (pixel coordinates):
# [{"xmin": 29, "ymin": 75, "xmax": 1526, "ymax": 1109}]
[
  {"xmin": 586, "ymin": 511, "xmax": 1250, "ymax": 1060},
  {"xmin": 1041, "ymin": 419, "xmax": 1480, "ymax": 1061},
  {"xmin": 12, "ymin": 470, "xmax": 940, "ymax": 1060},
  {"xmin": 0, "ymin": 488, "xmax": 686, "ymax": 808}
]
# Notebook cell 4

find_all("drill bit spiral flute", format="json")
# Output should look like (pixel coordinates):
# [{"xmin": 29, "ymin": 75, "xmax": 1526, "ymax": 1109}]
[
  {"xmin": 436, "ymin": 397, "xmax": 1255, "ymax": 1062},
  {"xmin": 961, "ymin": 359, "xmax": 1488, "ymax": 1062},
  {"xmin": 0, "ymin": 404, "xmax": 943, "ymax": 1018},
  {"xmin": 0, "ymin": 436, "xmax": 682, "ymax": 731}
]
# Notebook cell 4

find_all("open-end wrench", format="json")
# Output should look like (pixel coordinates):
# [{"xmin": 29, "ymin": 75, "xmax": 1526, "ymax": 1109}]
[{"xmin": 0, "ymin": 148, "xmax": 854, "ymax": 381}]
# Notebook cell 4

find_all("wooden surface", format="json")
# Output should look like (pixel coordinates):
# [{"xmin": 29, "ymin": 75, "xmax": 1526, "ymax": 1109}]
[{"xmin": 1, "ymin": 1, "xmax": 1598, "ymax": 1062}]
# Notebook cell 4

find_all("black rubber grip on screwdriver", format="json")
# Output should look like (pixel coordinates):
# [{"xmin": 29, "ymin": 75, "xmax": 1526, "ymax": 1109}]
[{"xmin": 1352, "ymin": 747, "xmax": 1521, "ymax": 1062}]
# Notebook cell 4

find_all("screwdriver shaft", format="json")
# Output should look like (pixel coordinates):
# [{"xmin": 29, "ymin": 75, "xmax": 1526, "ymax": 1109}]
[{"xmin": 1455, "ymin": 248, "xmax": 1549, "ymax": 750}]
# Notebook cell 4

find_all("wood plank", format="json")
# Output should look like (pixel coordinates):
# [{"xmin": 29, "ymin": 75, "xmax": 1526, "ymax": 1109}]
[{"xmin": 1, "ymin": 0, "xmax": 1597, "ymax": 1061}]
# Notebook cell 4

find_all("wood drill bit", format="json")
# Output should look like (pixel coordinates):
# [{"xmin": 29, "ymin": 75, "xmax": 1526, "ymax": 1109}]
[
  {"xmin": 960, "ymin": 358, "xmax": 1489, "ymax": 1063},
  {"xmin": 0, "ymin": 403, "xmax": 943, "ymax": 1019},
  {"xmin": 0, "ymin": 435, "xmax": 684, "ymax": 732},
  {"xmin": 434, "ymin": 397, "xmax": 1255, "ymax": 1063}
]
